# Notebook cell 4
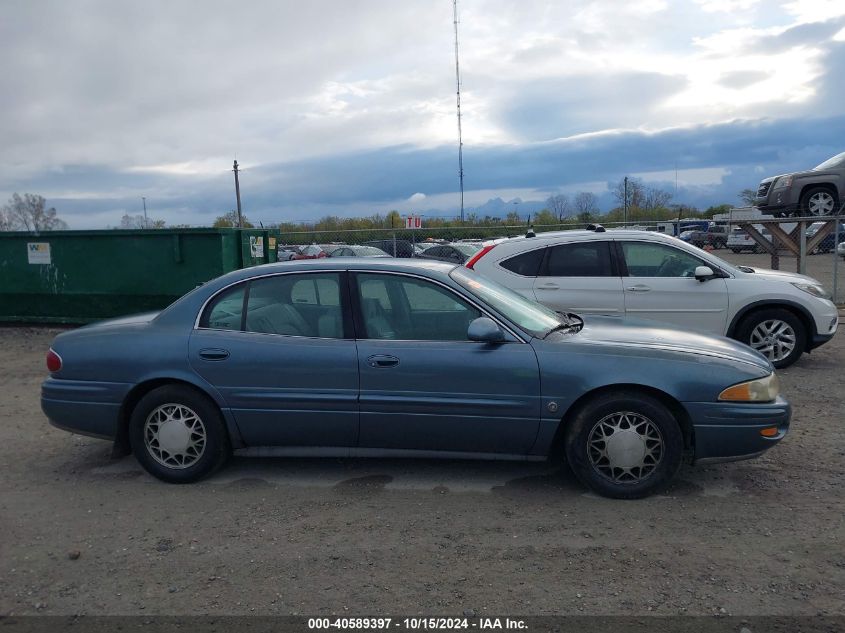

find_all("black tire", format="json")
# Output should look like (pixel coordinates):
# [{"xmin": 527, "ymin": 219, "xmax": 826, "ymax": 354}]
[
  {"xmin": 563, "ymin": 390, "xmax": 683, "ymax": 499},
  {"xmin": 129, "ymin": 385, "xmax": 230, "ymax": 483},
  {"xmin": 730, "ymin": 248, "xmax": 741, "ymax": 253},
  {"xmin": 800, "ymin": 186, "xmax": 838, "ymax": 217},
  {"xmin": 735, "ymin": 308, "xmax": 806, "ymax": 369}
]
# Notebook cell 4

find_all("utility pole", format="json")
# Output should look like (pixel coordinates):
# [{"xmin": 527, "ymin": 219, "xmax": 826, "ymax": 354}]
[
  {"xmin": 623, "ymin": 177, "xmax": 628, "ymax": 226},
  {"xmin": 453, "ymin": 0, "xmax": 465, "ymax": 223},
  {"xmin": 141, "ymin": 196, "xmax": 148, "ymax": 229},
  {"xmin": 233, "ymin": 160, "xmax": 243, "ymax": 228}
]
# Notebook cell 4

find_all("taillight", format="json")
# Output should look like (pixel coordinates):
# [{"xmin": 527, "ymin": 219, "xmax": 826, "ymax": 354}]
[
  {"xmin": 465, "ymin": 244, "xmax": 496, "ymax": 269},
  {"xmin": 46, "ymin": 349, "xmax": 62, "ymax": 373}
]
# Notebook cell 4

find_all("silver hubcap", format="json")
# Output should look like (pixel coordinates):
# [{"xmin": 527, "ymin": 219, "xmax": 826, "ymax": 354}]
[
  {"xmin": 587, "ymin": 412, "xmax": 663, "ymax": 484},
  {"xmin": 750, "ymin": 319, "xmax": 796, "ymax": 362},
  {"xmin": 806, "ymin": 192, "xmax": 835, "ymax": 216},
  {"xmin": 144, "ymin": 404, "xmax": 206, "ymax": 469}
]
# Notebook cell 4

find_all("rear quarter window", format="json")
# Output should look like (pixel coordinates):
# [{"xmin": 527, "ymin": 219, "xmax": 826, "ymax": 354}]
[{"xmin": 500, "ymin": 248, "xmax": 545, "ymax": 277}]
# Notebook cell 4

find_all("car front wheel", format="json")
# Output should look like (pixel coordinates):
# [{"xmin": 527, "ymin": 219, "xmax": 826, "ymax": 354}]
[
  {"xmin": 564, "ymin": 391, "xmax": 683, "ymax": 499},
  {"xmin": 736, "ymin": 308, "xmax": 806, "ymax": 369},
  {"xmin": 129, "ymin": 385, "xmax": 230, "ymax": 483},
  {"xmin": 800, "ymin": 186, "xmax": 837, "ymax": 217}
]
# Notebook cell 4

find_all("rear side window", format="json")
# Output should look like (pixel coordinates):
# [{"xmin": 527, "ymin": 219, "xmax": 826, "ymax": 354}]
[
  {"xmin": 500, "ymin": 248, "xmax": 545, "ymax": 277},
  {"xmin": 545, "ymin": 242, "xmax": 613, "ymax": 277},
  {"xmin": 202, "ymin": 284, "xmax": 246, "ymax": 330}
]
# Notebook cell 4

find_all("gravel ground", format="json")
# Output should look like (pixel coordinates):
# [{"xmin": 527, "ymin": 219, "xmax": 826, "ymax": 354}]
[{"xmin": 1, "ymin": 309, "xmax": 843, "ymax": 617}]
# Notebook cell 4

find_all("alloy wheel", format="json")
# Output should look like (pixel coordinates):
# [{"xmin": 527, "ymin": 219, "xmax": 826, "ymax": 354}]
[
  {"xmin": 806, "ymin": 192, "xmax": 835, "ymax": 216},
  {"xmin": 749, "ymin": 319, "xmax": 796, "ymax": 362}
]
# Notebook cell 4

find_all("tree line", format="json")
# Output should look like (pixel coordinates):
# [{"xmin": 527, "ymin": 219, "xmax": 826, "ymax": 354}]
[{"xmin": 1, "ymin": 180, "xmax": 753, "ymax": 234}]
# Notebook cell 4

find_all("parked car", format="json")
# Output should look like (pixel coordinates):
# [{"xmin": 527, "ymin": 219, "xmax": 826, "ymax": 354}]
[
  {"xmin": 806, "ymin": 222, "xmax": 845, "ymax": 254},
  {"xmin": 42, "ymin": 259, "xmax": 790, "ymax": 499},
  {"xmin": 467, "ymin": 227, "xmax": 838, "ymax": 368},
  {"xmin": 753, "ymin": 151, "xmax": 845, "ymax": 216},
  {"xmin": 277, "ymin": 245, "xmax": 298, "ymax": 261},
  {"xmin": 328, "ymin": 245, "xmax": 392, "ymax": 258},
  {"xmin": 415, "ymin": 242, "xmax": 482, "ymax": 264},
  {"xmin": 292, "ymin": 244, "xmax": 329, "ymax": 260},
  {"xmin": 727, "ymin": 226, "xmax": 772, "ymax": 253},
  {"xmin": 838, "ymin": 240, "xmax": 845, "ymax": 259},
  {"xmin": 362, "ymin": 239, "xmax": 415, "ymax": 258}
]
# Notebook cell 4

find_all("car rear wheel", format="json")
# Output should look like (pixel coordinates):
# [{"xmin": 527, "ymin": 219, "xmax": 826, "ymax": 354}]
[
  {"xmin": 736, "ymin": 308, "xmax": 806, "ymax": 369},
  {"xmin": 564, "ymin": 391, "xmax": 683, "ymax": 499},
  {"xmin": 129, "ymin": 385, "xmax": 230, "ymax": 483},
  {"xmin": 800, "ymin": 187, "xmax": 837, "ymax": 217}
]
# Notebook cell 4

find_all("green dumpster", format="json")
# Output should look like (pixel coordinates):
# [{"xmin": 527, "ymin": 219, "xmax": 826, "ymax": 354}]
[{"xmin": 0, "ymin": 228, "xmax": 280, "ymax": 324}]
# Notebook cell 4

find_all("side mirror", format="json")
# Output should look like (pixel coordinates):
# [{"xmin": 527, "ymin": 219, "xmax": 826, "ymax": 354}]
[
  {"xmin": 467, "ymin": 317, "xmax": 506, "ymax": 343},
  {"xmin": 694, "ymin": 265, "xmax": 715, "ymax": 281}
]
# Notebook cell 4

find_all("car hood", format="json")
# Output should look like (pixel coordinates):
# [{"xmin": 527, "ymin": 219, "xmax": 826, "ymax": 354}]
[
  {"xmin": 560, "ymin": 315, "xmax": 772, "ymax": 370},
  {"xmin": 737, "ymin": 267, "xmax": 822, "ymax": 285}
]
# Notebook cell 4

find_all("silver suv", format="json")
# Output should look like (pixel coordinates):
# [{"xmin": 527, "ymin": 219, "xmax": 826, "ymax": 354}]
[{"xmin": 754, "ymin": 152, "xmax": 845, "ymax": 217}]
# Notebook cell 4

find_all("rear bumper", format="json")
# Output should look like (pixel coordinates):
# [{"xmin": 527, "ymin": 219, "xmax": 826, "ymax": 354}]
[
  {"xmin": 685, "ymin": 396, "xmax": 791, "ymax": 463},
  {"xmin": 41, "ymin": 378, "xmax": 128, "ymax": 440}
]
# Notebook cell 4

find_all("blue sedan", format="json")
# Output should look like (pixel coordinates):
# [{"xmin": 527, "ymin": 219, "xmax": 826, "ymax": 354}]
[{"xmin": 42, "ymin": 259, "xmax": 790, "ymax": 498}]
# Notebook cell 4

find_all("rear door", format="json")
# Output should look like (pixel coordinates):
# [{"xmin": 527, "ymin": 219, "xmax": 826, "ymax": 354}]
[
  {"xmin": 617, "ymin": 240, "xmax": 729, "ymax": 333},
  {"xmin": 531, "ymin": 240, "xmax": 625, "ymax": 315},
  {"xmin": 189, "ymin": 271, "xmax": 359, "ymax": 447}
]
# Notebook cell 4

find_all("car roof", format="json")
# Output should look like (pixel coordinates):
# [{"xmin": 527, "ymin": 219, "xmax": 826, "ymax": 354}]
[{"xmin": 498, "ymin": 229, "xmax": 685, "ymax": 245}]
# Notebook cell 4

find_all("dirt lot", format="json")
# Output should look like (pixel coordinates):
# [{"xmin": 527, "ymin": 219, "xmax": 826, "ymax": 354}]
[{"xmin": 1, "ymin": 296, "xmax": 844, "ymax": 617}]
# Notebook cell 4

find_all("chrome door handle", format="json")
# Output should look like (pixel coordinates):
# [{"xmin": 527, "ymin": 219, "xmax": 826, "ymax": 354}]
[
  {"xmin": 536, "ymin": 283, "xmax": 560, "ymax": 290},
  {"xmin": 626, "ymin": 285, "xmax": 651, "ymax": 292}
]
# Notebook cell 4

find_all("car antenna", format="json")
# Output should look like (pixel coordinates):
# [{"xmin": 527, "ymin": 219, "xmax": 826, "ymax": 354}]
[
  {"xmin": 586, "ymin": 223, "xmax": 606, "ymax": 233},
  {"xmin": 526, "ymin": 224, "xmax": 536, "ymax": 238}
]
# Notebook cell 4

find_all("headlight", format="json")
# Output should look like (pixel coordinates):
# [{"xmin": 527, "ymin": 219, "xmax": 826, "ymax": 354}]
[
  {"xmin": 719, "ymin": 373, "xmax": 779, "ymax": 402},
  {"xmin": 792, "ymin": 282, "xmax": 831, "ymax": 299},
  {"xmin": 773, "ymin": 175, "xmax": 793, "ymax": 189}
]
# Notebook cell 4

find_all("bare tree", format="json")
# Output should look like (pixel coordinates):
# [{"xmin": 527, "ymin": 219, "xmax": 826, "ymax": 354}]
[
  {"xmin": 642, "ymin": 186, "xmax": 673, "ymax": 211},
  {"xmin": 611, "ymin": 177, "xmax": 645, "ymax": 210},
  {"xmin": 574, "ymin": 191, "xmax": 599, "ymax": 215},
  {"xmin": 545, "ymin": 194, "xmax": 570, "ymax": 221},
  {"xmin": 0, "ymin": 207, "xmax": 10, "ymax": 231},
  {"xmin": 738, "ymin": 188, "xmax": 757, "ymax": 206},
  {"xmin": 3, "ymin": 193, "xmax": 68, "ymax": 231},
  {"xmin": 119, "ymin": 213, "xmax": 166, "ymax": 229}
]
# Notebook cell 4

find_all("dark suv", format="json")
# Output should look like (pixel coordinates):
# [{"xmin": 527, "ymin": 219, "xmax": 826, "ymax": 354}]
[{"xmin": 754, "ymin": 152, "xmax": 845, "ymax": 217}]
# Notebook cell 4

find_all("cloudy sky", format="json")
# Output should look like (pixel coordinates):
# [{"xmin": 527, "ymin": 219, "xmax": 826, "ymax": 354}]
[{"xmin": 2, "ymin": 0, "xmax": 844, "ymax": 228}]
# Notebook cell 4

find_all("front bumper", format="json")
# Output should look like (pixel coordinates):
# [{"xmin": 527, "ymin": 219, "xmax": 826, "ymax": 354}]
[{"xmin": 685, "ymin": 396, "xmax": 791, "ymax": 463}]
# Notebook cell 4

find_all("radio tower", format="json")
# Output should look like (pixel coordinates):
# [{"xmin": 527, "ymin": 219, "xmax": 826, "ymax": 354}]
[{"xmin": 453, "ymin": 0, "xmax": 465, "ymax": 223}]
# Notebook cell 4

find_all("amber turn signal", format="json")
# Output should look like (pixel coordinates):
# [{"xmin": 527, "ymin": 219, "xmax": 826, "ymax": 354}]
[{"xmin": 759, "ymin": 427, "xmax": 779, "ymax": 437}]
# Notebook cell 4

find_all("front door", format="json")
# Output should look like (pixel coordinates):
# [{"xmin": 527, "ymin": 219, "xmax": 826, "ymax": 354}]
[
  {"xmin": 352, "ymin": 272, "xmax": 541, "ymax": 455},
  {"xmin": 618, "ymin": 240, "xmax": 730, "ymax": 333},
  {"xmin": 189, "ymin": 271, "xmax": 359, "ymax": 447}
]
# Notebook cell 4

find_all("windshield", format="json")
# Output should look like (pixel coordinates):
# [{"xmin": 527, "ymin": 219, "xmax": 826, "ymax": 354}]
[
  {"xmin": 814, "ymin": 152, "xmax": 845, "ymax": 170},
  {"xmin": 450, "ymin": 267, "xmax": 562, "ymax": 338}
]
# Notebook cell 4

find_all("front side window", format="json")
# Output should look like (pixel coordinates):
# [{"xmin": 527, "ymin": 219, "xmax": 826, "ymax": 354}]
[
  {"xmin": 356, "ymin": 273, "xmax": 480, "ymax": 341},
  {"xmin": 545, "ymin": 241, "xmax": 613, "ymax": 277},
  {"xmin": 621, "ymin": 242, "xmax": 704, "ymax": 278}
]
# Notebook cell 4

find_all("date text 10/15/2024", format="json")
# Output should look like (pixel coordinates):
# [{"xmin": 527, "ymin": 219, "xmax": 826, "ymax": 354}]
[{"xmin": 307, "ymin": 618, "xmax": 528, "ymax": 630}]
